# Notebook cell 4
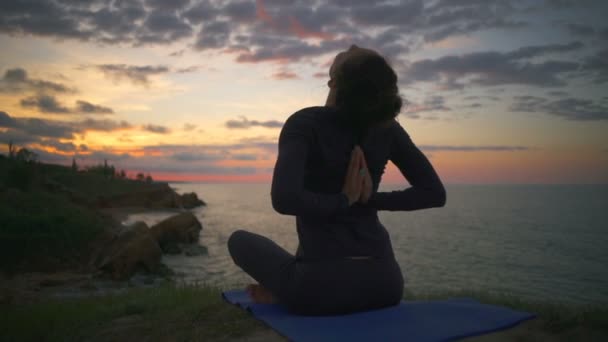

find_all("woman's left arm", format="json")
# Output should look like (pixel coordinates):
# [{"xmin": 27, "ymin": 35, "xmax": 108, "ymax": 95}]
[{"xmin": 271, "ymin": 111, "xmax": 350, "ymax": 218}]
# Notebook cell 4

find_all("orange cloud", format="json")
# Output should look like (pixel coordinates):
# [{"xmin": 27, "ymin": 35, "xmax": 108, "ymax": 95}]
[
  {"xmin": 288, "ymin": 16, "xmax": 335, "ymax": 41},
  {"xmin": 272, "ymin": 70, "xmax": 298, "ymax": 80},
  {"xmin": 256, "ymin": 0, "xmax": 273, "ymax": 23}
]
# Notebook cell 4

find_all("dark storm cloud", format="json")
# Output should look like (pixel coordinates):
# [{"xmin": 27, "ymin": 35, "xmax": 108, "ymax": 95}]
[
  {"xmin": 94, "ymin": 64, "xmax": 170, "ymax": 85},
  {"xmin": 0, "ymin": 68, "xmax": 74, "ymax": 94},
  {"xmin": 225, "ymin": 116, "xmax": 283, "ymax": 129},
  {"xmin": 19, "ymin": 94, "xmax": 114, "ymax": 114},
  {"xmin": 510, "ymin": 96, "xmax": 608, "ymax": 120}
]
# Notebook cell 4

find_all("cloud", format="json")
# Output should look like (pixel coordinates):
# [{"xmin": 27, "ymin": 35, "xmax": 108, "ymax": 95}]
[
  {"xmin": 0, "ymin": 111, "xmax": 18, "ymax": 127},
  {"xmin": 170, "ymin": 152, "xmax": 225, "ymax": 162},
  {"xmin": 547, "ymin": 90, "xmax": 569, "ymax": 97},
  {"xmin": 1, "ymin": 0, "xmax": 602, "ymax": 70},
  {"xmin": 225, "ymin": 116, "xmax": 283, "ymax": 129},
  {"xmin": 95, "ymin": 64, "xmax": 170, "ymax": 85},
  {"xmin": 194, "ymin": 20, "xmax": 231, "ymax": 50},
  {"xmin": 402, "ymin": 96, "xmax": 451, "ymax": 118},
  {"xmin": 403, "ymin": 42, "xmax": 583, "ymax": 88},
  {"xmin": 40, "ymin": 139, "xmax": 77, "ymax": 152},
  {"xmin": 78, "ymin": 118, "xmax": 132, "ymax": 131},
  {"xmin": 19, "ymin": 94, "xmax": 114, "ymax": 114},
  {"xmin": 565, "ymin": 23, "xmax": 596, "ymax": 36},
  {"xmin": 231, "ymin": 153, "xmax": 258, "ymax": 161},
  {"xmin": 75, "ymin": 100, "xmax": 114, "ymax": 114},
  {"xmin": 510, "ymin": 96, "xmax": 608, "ymax": 121},
  {"xmin": 141, "ymin": 10, "xmax": 193, "ymax": 43},
  {"xmin": 183, "ymin": 123, "xmax": 197, "ymax": 131},
  {"xmin": 175, "ymin": 65, "xmax": 200, "ymax": 73},
  {"xmin": 272, "ymin": 70, "xmax": 298, "ymax": 80},
  {"xmin": 582, "ymin": 48, "xmax": 608, "ymax": 84},
  {"xmin": 142, "ymin": 124, "xmax": 170, "ymax": 134},
  {"xmin": 0, "ymin": 112, "xmax": 75, "ymax": 139},
  {"xmin": 0, "ymin": 129, "xmax": 41, "ymax": 145},
  {"xmin": 0, "ymin": 68, "xmax": 74, "ymax": 94},
  {"xmin": 20, "ymin": 94, "xmax": 70, "ymax": 113}
]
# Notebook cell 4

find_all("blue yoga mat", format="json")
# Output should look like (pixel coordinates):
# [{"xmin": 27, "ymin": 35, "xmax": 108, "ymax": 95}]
[{"xmin": 222, "ymin": 289, "xmax": 536, "ymax": 342}]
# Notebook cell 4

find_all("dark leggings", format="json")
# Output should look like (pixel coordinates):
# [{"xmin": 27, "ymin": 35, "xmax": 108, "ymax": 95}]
[{"xmin": 227, "ymin": 229, "xmax": 404, "ymax": 316}]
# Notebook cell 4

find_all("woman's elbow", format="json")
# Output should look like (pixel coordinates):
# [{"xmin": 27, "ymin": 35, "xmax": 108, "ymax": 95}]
[
  {"xmin": 433, "ymin": 185, "xmax": 447, "ymax": 207},
  {"xmin": 271, "ymin": 191, "xmax": 294, "ymax": 215}
]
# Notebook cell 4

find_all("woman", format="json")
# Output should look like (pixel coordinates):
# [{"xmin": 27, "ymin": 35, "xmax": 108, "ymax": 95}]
[{"xmin": 228, "ymin": 45, "xmax": 446, "ymax": 316}]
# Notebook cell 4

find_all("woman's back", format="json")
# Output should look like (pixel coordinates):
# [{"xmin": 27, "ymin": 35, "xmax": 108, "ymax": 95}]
[{"xmin": 271, "ymin": 105, "xmax": 445, "ymax": 261}]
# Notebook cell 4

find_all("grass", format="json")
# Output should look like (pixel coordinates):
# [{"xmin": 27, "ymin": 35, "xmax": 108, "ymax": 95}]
[
  {"xmin": 0, "ymin": 189, "xmax": 106, "ymax": 272},
  {"xmin": 1, "ymin": 284, "xmax": 606, "ymax": 342},
  {"xmin": 0, "ymin": 282, "xmax": 265, "ymax": 342},
  {"xmin": 403, "ymin": 288, "xmax": 608, "ymax": 336}
]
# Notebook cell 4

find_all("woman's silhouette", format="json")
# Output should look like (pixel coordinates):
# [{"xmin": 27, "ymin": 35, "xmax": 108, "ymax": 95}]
[{"xmin": 228, "ymin": 45, "xmax": 446, "ymax": 316}]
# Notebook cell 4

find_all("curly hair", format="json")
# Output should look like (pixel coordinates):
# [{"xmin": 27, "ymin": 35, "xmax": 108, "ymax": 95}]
[{"xmin": 333, "ymin": 52, "xmax": 403, "ymax": 132}]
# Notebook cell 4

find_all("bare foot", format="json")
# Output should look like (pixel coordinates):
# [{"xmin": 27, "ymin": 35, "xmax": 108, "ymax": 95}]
[{"xmin": 246, "ymin": 283, "xmax": 276, "ymax": 304}]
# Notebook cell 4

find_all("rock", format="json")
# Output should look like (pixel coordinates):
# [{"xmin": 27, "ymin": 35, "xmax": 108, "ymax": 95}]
[
  {"xmin": 93, "ymin": 221, "xmax": 163, "ymax": 280},
  {"xmin": 162, "ymin": 242, "xmax": 182, "ymax": 255},
  {"xmin": 182, "ymin": 243, "xmax": 208, "ymax": 256},
  {"xmin": 149, "ymin": 212, "xmax": 202, "ymax": 253},
  {"xmin": 180, "ymin": 192, "xmax": 206, "ymax": 209}
]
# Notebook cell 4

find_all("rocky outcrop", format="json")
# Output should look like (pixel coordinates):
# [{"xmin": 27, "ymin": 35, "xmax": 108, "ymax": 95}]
[
  {"xmin": 149, "ymin": 212, "xmax": 203, "ymax": 253},
  {"xmin": 97, "ymin": 184, "xmax": 206, "ymax": 210},
  {"xmin": 180, "ymin": 192, "xmax": 206, "ymax": 209},
  {"xmin": 86, "ymin": 212, "xmax": 205, "ymax": 279},
  {"xmin": 89, "ymin": 221, "xmax": 162, "ymax": 280}
]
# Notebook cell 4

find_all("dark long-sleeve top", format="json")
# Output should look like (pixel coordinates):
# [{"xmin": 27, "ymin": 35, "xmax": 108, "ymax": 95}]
[{"xmin": 271, "ymin": 106, "xmax": 446, "ymax": 261}]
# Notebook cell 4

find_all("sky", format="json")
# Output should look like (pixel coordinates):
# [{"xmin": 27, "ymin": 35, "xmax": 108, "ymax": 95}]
[{"xmin": 1, "ymin": 0, "xmax": 607, "ymax": 184}]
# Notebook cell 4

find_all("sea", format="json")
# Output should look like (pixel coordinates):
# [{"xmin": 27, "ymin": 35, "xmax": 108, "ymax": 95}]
[{"xmin": 123, "ymin": 183, "xmax": 608, "ymax": 306}]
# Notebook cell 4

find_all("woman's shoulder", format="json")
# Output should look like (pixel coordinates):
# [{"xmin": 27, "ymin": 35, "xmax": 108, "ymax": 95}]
[
  {"xmin": 285, "ymin": 106, "xmax": 337, "ymax": 126},
  {"xmin": 290, "ymin": 106, "xmax": 335, "ymax": 118}
]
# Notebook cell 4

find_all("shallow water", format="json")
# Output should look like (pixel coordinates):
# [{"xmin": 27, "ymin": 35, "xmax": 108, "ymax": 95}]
[{"xmin": 123, "ymin": 183, "xmax": 608, "ymax": 305}]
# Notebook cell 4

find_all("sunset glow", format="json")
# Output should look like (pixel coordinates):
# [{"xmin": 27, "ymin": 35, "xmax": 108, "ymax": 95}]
[{"xmin": 1, "ymin": 0, "xmax": 607, "ymax": 184}]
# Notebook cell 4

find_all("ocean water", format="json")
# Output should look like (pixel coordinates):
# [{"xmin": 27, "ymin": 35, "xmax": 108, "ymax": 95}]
[{"xmin": 124, "ymin": 183, "xmax": 608, "ymax": 305}]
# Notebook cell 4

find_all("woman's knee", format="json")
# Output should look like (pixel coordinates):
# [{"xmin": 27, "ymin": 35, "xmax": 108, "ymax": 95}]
[{"xmin": 227, "ymin": 229, "xmax": 251, "ymax": 264}]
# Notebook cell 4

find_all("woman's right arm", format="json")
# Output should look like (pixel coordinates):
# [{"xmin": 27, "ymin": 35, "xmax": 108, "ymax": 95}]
[{"xmin": 363, "ymin": 121, "xmax": 446, "ymax": 211}]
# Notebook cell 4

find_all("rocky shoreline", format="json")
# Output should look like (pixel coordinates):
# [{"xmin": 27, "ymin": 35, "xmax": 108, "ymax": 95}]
[
  {"xmin": 0, "ymin": 156, "xmax": 210, "ymax": 305},
  {"xmin": 1, "ymin": 204, "xmax": 209, "ymax": 306}
]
